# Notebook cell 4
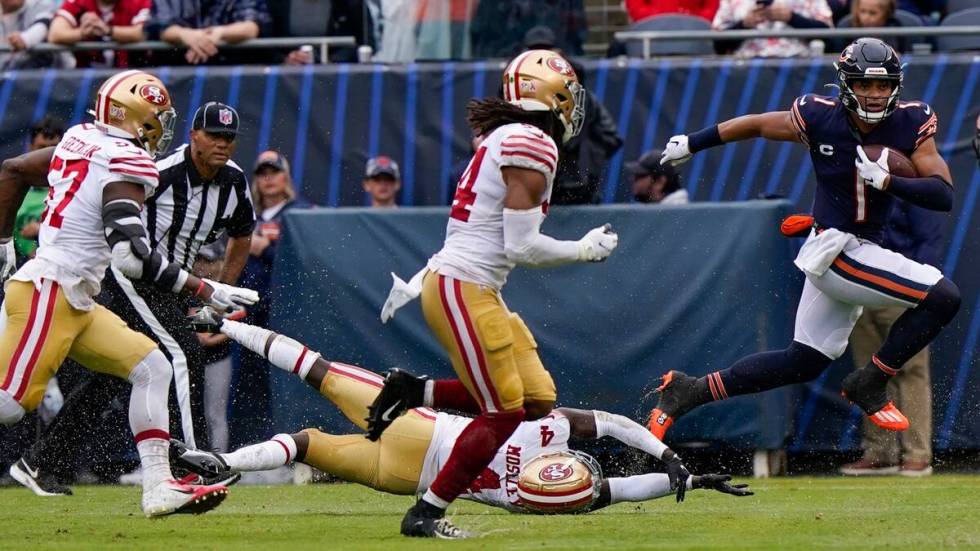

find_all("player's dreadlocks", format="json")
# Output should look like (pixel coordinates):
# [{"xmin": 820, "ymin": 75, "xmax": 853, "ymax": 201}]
[{"xmin": 467, "ymin": 97, "xmax": 564, "ymax": 147}]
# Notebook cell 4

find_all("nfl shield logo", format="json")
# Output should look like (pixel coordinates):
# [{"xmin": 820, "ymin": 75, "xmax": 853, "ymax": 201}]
[{"xmin": 218, "ymin": 108, "xmax": 234, "ymax": 126}]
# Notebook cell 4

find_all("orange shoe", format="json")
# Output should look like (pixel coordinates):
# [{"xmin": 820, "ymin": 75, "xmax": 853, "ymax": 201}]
[
  {"xmin": 868, "ymin": 402, "xmax": 909, "ymax": 432},
  {"xmin": 646, "ymin": 371, "xmax": 702, "ymax": 439}
]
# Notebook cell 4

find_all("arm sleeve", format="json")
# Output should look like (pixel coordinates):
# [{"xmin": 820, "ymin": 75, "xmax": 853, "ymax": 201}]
[
  {"xmin": 592, "ymin": 410, "xmax": 669, "ymax": 460},
  {"xmin": 502, "ymin": 207, "xmax": 581, "ymax": 267},
  {"xmin": 607, "ymin": 473, "xmax": 693, "ymax": 505}
]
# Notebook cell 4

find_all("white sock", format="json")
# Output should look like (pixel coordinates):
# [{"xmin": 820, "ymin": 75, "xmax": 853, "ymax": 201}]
[
  {"xmin": 220, "ymin": 434, "xmax": 297, "ymax": 471},
  {"xmin": 423, "ymin": 380, "xmax": 435, "ymax": 407},
  {"xmin": 422, "ymin": 488, "xmax": 450, "ymax": 510},
  {"xmin": 137, "ymin": 438, "xmax": 172, "ymax": 490},
  {"xmin": 128, "ymin": 350, "xmax": 174, "ymax": 489},
  {"xmin": 222, "ymin": 320, "xmax": 319, "ymax": 380},
  {"xmin": 607, "ymin": 473, "xmax": 692, "ymax": 504}
]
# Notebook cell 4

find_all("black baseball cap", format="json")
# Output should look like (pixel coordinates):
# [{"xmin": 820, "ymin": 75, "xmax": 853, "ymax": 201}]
[
  {"xmin": 192, "ymin": 102, "xmax": 239, "ymax": 137},
  {"xmin": 626, "ymin": 150, "xmax": 676, "ymax": 180}
]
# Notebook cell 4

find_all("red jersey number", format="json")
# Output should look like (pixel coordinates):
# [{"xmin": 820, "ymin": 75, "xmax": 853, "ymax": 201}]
[
  {"xmin": 44, "ymin": 156, "xmax": 90, "ymax": 229},
  {"xmin": 450, "ymin": 146, "xmax": 487, "ymax": 222}
]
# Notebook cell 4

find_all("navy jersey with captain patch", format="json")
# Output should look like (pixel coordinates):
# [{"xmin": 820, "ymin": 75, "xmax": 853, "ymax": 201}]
[{"xmin": 789, "ymin": 93, "xmax": 938, "ymax": 243}]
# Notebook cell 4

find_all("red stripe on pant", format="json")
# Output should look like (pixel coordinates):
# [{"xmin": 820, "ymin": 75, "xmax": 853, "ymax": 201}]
[
  {"xmin": 451, "ymin": 278, "xmax": 503, "ymax": 411},
  {"xmin": 2, "ymin": 281, "xmax": 58, "ymax": 401},
  {"xmin": 0, "ymin": 284, "xmax": 43, "ymax": 393}
]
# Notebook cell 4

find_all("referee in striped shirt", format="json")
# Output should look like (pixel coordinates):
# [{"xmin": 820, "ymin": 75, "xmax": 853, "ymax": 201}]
[{"xmin": 11, "ymin": 102, "xmax": 255, "ymax": 493}]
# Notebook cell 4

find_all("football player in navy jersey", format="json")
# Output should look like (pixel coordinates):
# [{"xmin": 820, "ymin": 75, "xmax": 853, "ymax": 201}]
[{"xmin": 647, "ymin": 37, "xmax": 960, "ymax": 439}]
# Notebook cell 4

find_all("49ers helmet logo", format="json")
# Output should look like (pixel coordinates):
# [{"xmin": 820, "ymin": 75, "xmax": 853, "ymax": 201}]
[
  {"xmin": 139, "ymin": 84, "xmax": 168, "ymax": 106},
  {"xmin": 546, "ymin": 56, "xmax": 574, "ymax": 77},
  {"xmin": 539, "ymin": 462, "xmax": 573, "ymax": 482}
]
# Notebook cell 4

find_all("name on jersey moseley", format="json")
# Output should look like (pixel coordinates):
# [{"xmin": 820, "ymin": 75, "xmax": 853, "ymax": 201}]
[
  {"xmin": 60, "ymin": 136, "xmax": 102, "ymax": 159},
  {"xmin": 505, "ymin": 445, "xmax": 521, "ymax": 501}
]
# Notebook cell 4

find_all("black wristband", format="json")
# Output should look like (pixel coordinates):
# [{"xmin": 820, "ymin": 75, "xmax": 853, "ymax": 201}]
[{"xmin": 688, "ymin": 125, "xmax": 724, "ymax": 153}]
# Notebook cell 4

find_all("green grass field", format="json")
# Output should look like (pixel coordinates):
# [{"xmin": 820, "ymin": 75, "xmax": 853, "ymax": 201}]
[{"xmin": 3, "ymin": 476, "xmax": 980, "ymax": 550}]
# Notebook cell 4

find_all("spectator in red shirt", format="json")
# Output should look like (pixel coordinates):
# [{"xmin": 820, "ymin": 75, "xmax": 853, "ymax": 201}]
[
  {"xmin": 47, "ymin": 0, "xmax": 149, "ymax": 67},
  {"xmin": 625, "ymin": 0, "xmax": 720, "ymax": 22}
]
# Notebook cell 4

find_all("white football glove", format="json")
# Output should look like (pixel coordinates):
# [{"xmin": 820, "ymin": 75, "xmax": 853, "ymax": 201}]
[
  {"xmin": 661, "ymin": 134, "xmax": 693, "ymax": 167},
  {"xmin": 577, "ymin": 223, "xmax": 619, "ymax": 262},
  {"xmin": 855, "ymin": 145, "xmax": 890, "ymax": 190},
  {"xmin": 203, "ymin": 278, "xmax": 260, "ymax": 314},
  {"xmin": 380, "ymin": 268, "xmax": 426, "ymax": 324},
  {"xmin": 0, "ymin": 238, "xmax": 15, "ymax": 283}
]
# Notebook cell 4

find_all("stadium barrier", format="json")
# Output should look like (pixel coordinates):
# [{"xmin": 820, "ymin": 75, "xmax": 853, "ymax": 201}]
[{"xmin": 0, "ymin": 57, "xmax": 975, "ymax": 450}]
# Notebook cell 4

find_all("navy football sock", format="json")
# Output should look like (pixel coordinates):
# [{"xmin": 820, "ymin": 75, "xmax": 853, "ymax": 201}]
[
  {"xmin": 710, "ymin": 341, "xmax": 833, "ymax": 398},
  {"xmin": 876, "ymin": 277, "xmax": 960, "ymax": 369}
]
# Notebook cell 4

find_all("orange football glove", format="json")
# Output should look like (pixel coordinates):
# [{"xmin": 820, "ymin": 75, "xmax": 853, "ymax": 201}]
[{"xmin": 780, "ymin": 214, "xmax": 814, "ymax": 238}]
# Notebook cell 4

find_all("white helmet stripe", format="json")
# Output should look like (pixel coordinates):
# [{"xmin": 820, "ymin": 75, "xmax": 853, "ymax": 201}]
[
  {"xmin": 504, "ymin": 50, "xmax": 536, "ymax": 104},
  {"xmin": 96, "ymin": 70, "xmax": 143, "ymax": 124}
]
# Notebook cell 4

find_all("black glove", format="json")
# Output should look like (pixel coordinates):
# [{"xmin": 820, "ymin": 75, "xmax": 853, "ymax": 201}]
[
  {"xmin": 662, "ymin": 449, "xmax": 690, "ymax": 503},
  {"xmin": 694, "ymin": 474, "xmax": 753, "ymax": 497}
]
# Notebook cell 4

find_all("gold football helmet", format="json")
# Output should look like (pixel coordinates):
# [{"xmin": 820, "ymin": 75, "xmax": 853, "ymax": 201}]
[
  {"xmin": 91, "ymin": 70, "xmax": 176, "ymax": 158},
  {"xmin": 502, "ymin": 49, "xmax": 585, "ymax": 143},
  {"xmin": 517, "ymin": 450, "xmax": 602, "ymax": 514}
]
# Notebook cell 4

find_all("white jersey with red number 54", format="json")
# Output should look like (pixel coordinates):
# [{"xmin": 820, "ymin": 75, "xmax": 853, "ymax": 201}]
[
  {"xmin": 427, "ymin": 122, "xmax": 559, "ymax": 290},
  {"xmin": 417, "ymin": 410, "xmax": 571, "ymax": 512},
  {"xmin": 12, "ymin": 123, "xmax": 159, "ymax": 310}
]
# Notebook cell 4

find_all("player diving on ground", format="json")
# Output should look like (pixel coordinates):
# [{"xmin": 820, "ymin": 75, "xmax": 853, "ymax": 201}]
[{"xmin": 173, "ymin": 308, "xmax": 751, "ymax": 525}]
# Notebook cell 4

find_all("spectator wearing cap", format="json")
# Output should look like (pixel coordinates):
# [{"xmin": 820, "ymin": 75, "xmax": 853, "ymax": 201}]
[
  {"xmin": 627, "ymin": 150, "xmax": 688, "ymax": 204},
  {"xmin": 147, "ymin": 0, "xmax": 271, "ymax": 65},
  {"xmin": 228, "ymin": 149, "xmax": 308, "ymax": 446},
  {"xmin": 363, "ymin": 155, "xmax": 401, "ymax": 208},
  {"xmin": 520, "ymin": 26, "xmax": 623, "ymax": 205},
  {"xmin": 47, "ymin": 0, "xmax": 151, "ymax": 67}
]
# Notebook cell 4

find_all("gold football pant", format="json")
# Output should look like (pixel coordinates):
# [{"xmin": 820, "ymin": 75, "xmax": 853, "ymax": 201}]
[
  {"xmin": 420, "ymin": 271, "xmax": 556, "ymax": 413},
  {"xmin": 300, "ymin": 361, "xmax": 435, "ymax": 495},
  {"xmin": 0, "ymin": 279, "xmax": 156, "ymax": 411}
]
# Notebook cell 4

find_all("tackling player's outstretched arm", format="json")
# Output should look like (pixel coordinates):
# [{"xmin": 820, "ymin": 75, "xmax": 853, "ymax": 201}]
[
  {"xmin": 0, "ymin": 146, "xmax": 55, "ymax": 280},
  {"xmin": 662, "ymin": 111, "xmax": 801, "ymax": 167},
  {"xmin": 501, "ymin": 167, "xmax": 618, "ymax": 266},
  {"xmin": 102, "ymin": 181, "xmax": 258, "ymax": 313}
]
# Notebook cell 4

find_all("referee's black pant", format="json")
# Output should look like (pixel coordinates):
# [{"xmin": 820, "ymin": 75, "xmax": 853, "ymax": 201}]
[{"xmin": 25, "ymin": 269, "xmax": 211, "ymax": 477}]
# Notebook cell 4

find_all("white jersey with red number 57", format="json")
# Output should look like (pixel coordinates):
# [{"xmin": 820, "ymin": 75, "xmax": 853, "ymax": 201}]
[
  {"xmin": 12, "ymin": 123, "xmax": 158, "ymax": 310},
  {"xmin": 417, "ymin": 410, "xmax": 571, "ymax": 512},
  {"xmin": 427, "ymin": 122, "xmax": 559, "ymax": 290}
]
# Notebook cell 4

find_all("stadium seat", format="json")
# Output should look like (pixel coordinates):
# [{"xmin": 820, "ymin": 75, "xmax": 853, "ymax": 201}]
[
  {"xmin": 944, "ymin": 0, "xmax": 977, "ymax": 16},
  {"xmin": 937, "ymin": 7, "xmax": 980, "ymax": 51},
  {"xmin": 288, "ymin": 0, "xmax": 331, "ymax": 36},
  {"xmin": 623, "ymin": 14, "xmax": 713, "ymax": 57}
]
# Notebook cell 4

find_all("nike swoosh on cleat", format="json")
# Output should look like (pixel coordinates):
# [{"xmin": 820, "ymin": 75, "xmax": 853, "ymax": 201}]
[
  {"xmin": 380, "ymin": 400, "xmax": 402, "ymax": 422},
  {"xmin": 23, "ymin": 462, "xmax": 39, "ymax": 479}
]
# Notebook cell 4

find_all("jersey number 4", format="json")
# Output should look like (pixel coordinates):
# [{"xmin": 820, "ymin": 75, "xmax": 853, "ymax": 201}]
[
  {"xmin": 43, "ymin": 156, "xmax": 90, "ymax": 229},
  {"xmin": 450, "ymin": 146, "xmax": 487, "ymax": 222}
]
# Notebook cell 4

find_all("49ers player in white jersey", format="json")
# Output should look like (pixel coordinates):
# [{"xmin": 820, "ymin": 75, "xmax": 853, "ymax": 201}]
[
  {"xmin": 0, "ymin": 70, "xmax": 257, "ymax": 516},
  {"xmin": 369, "ymin": 50, "xmax": 621, "ymax": 538},
  {"xmin": 174, "ymin": 310, "xmax": 751, "ymax": 525}
]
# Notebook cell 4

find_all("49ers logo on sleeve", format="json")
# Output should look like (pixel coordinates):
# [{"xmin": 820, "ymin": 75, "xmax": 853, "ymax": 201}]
[
  {"xmin": 539, "ymin": 462, "xmax": 573, "ymax": 482},
  {"xmin": 546, "ymin": 57, "xmax": 575, "ymax": 77},
  {"xmin": 139, "ymin": 84, "xmax": 168, "ymax": 106}
]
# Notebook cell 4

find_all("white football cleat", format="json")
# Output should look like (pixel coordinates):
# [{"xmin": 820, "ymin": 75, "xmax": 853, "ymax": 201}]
[{"xmin": 141, "ymin": 479, "xmax": 229, "ymax": 517}]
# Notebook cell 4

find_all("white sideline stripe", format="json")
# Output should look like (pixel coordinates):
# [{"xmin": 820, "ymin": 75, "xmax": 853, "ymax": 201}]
[
  {"xmin": 5, "ymin": 280, "xmax": 55, "ymax": 397},
  {"xmin": 442, "ymin": 276, "xmax": 497, "ymax": 412},
  {"xmin": 112, "ymin": 266, "xmax": 196, "ymax": 449}
]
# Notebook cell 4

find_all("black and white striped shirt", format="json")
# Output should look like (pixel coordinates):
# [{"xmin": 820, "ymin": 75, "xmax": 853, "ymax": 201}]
[{"xmin": 147, "ymin": 145, "xmax": 255, "ymax": 270}]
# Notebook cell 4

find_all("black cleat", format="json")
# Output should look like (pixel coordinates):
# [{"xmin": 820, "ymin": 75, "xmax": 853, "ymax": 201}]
[
  {"xmin": 841, "ymin": 366, "xmax": 908, "ymax": 431},
  {"xmin": 9, "ymin": 458, "xmax": 72, "ymax": 496},
  {"xmin": 365, "ymin": 368, "xmax": 428, "ymax": 441},
  {"xmin": 400, "ymin": 500, "xmax": 469, "ymax": 539},
  {"xmin": 170, "ymin": 439, "xmax": 233, "ymax": 478},
  {"xmin": 646, "ymin": 371, "xmax": 704, "ymax": 439}
]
